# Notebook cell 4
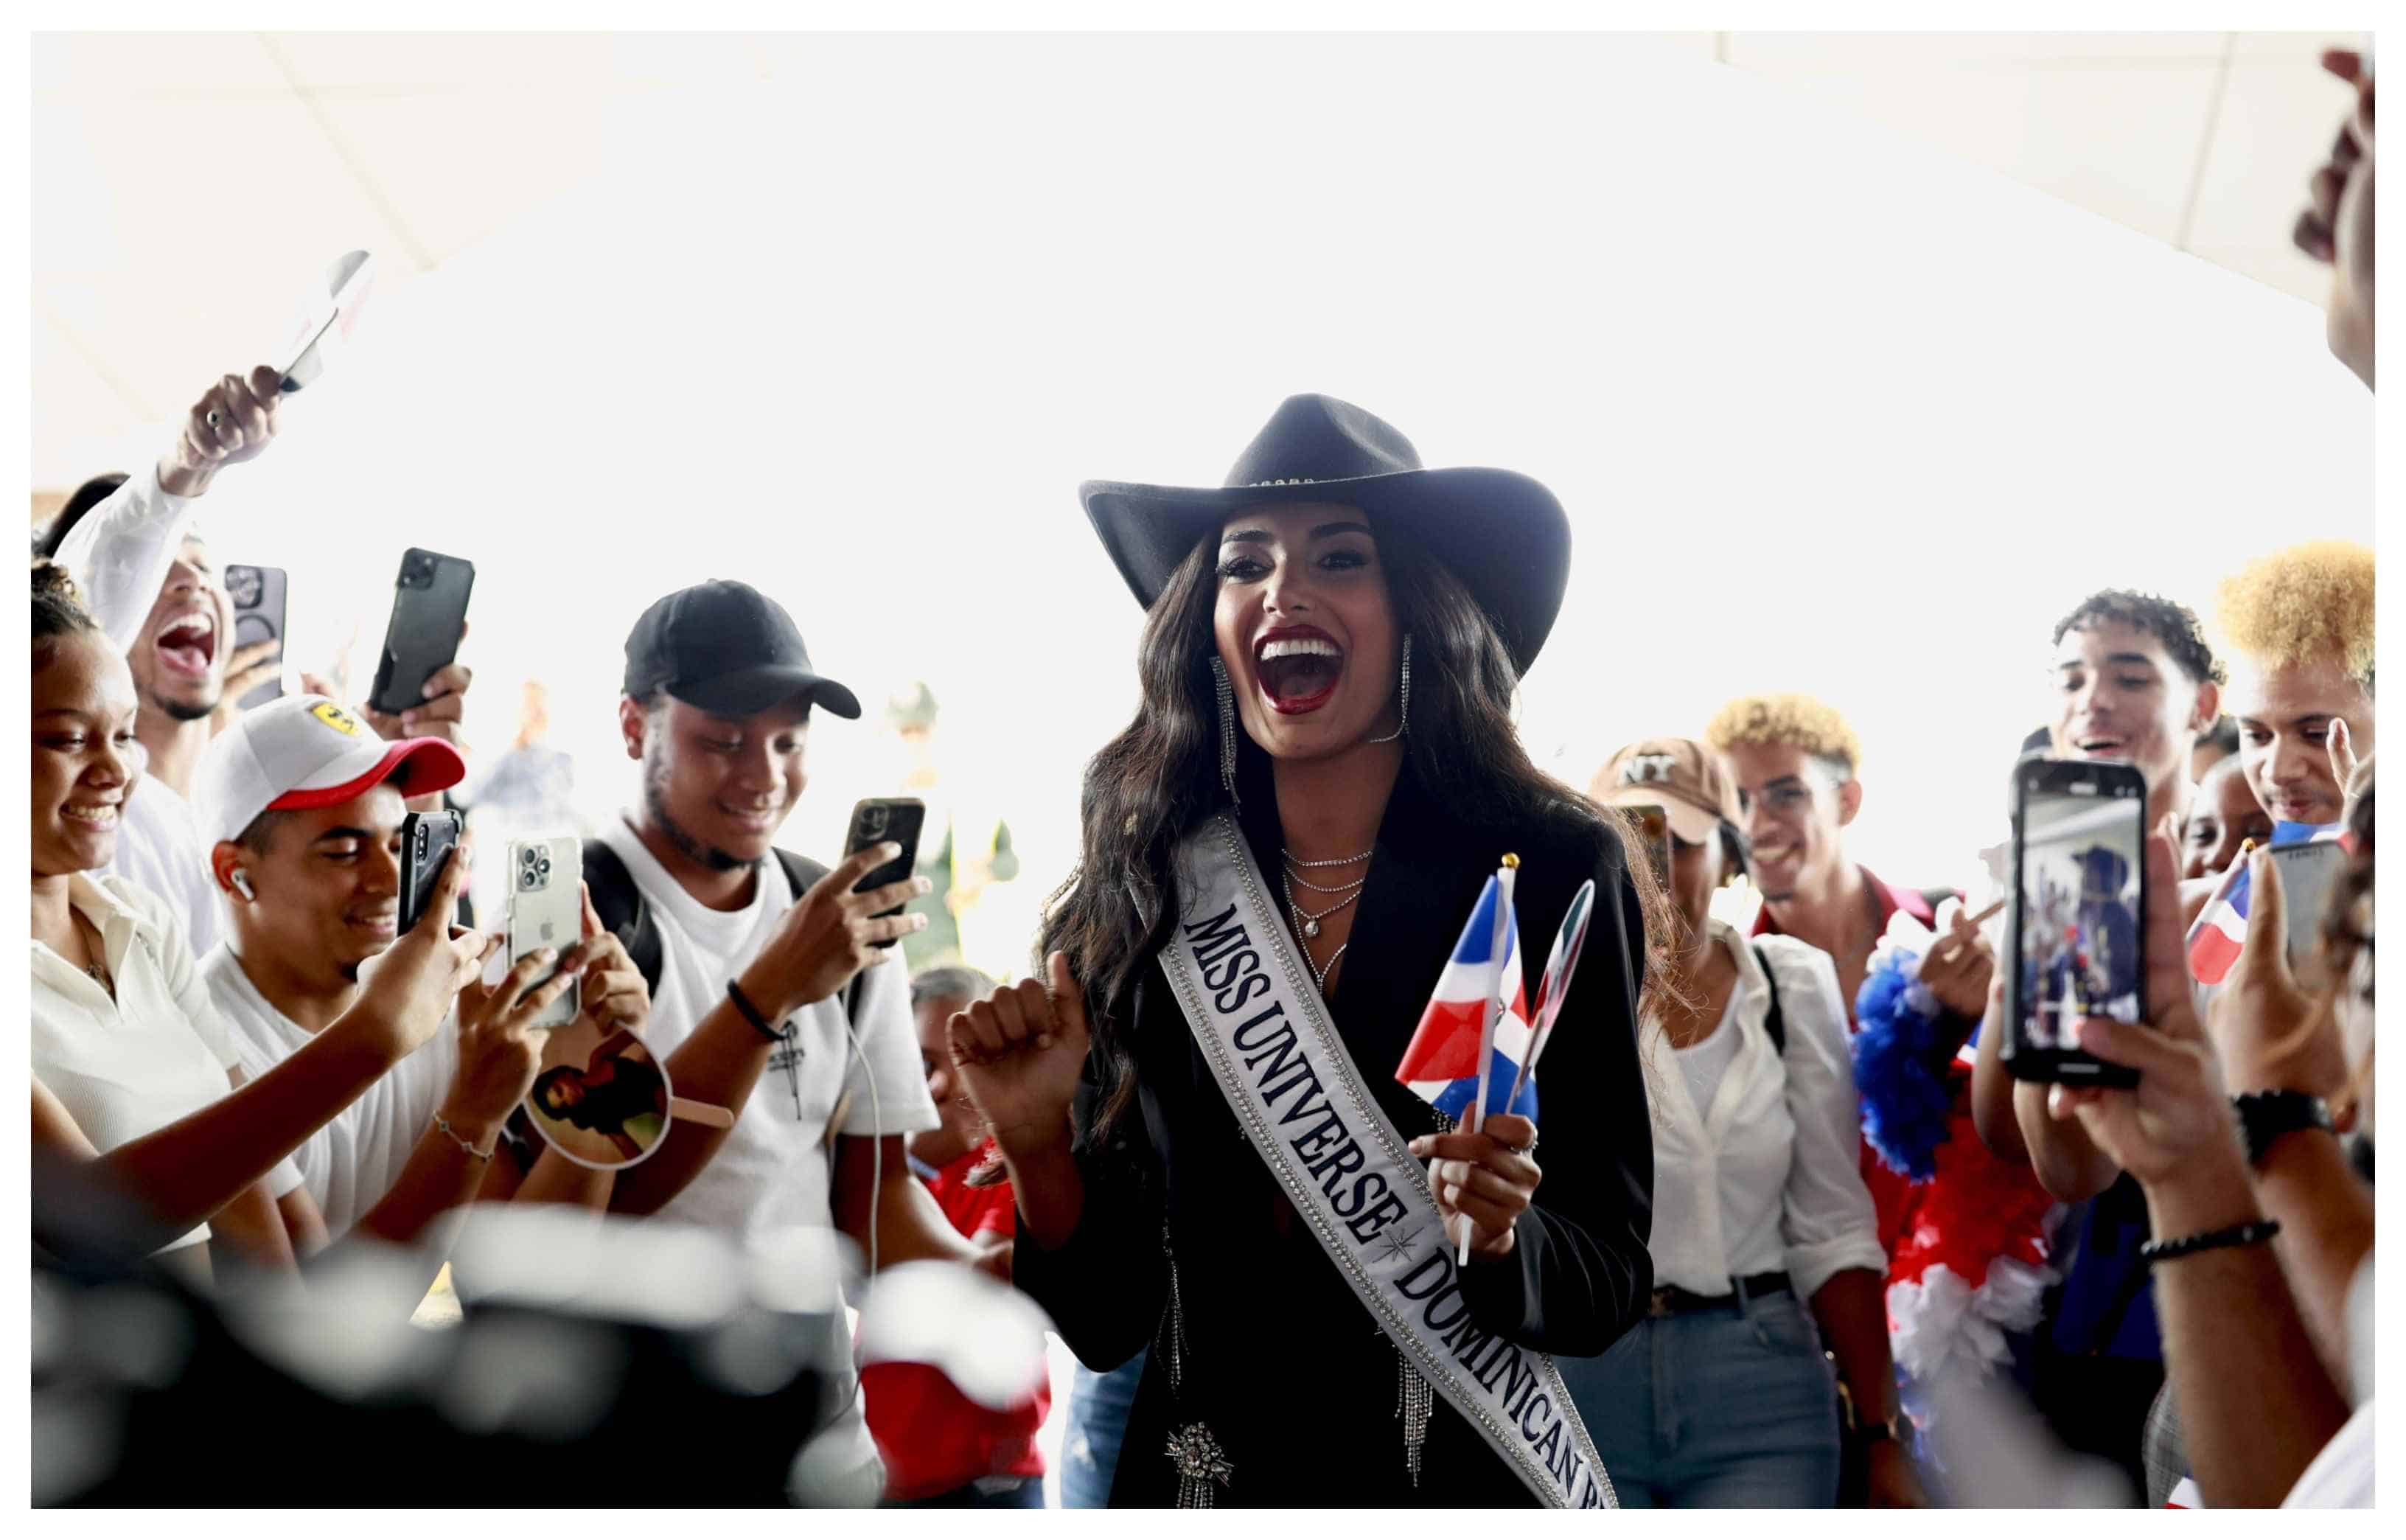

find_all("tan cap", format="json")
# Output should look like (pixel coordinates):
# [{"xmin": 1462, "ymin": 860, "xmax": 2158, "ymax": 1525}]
[{"xmin": 1590, "ymin": 738, "xmax": 1744, "ymax": 846}]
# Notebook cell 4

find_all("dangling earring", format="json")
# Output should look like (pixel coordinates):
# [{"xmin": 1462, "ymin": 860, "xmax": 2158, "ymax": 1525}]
[
  {"xmin": 1367, "ymin": 634, "xmax": 1412, "ymax": 744},
  {"xmin": 1210, "ymin": 657, "xmax": 1240, "ymax": 804}
]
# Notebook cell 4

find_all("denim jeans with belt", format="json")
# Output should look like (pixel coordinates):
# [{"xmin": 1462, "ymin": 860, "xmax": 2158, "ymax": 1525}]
[{"xmin": 1559, "ymin": 1286, "xmax": 1841, "ymax": 1508}]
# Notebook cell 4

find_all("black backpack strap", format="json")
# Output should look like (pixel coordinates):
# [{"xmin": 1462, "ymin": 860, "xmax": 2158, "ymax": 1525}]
[
  {"xmin": 582, "ymin": 840, "xmax": 663, "ymax": 996},
  {"xmin": 1751, "ymin": 944, "xmax": 1788, "ymax": 1056},
  {"xmin": 773, "ymin": 847, "xmax": 831, "ymax": 901}
]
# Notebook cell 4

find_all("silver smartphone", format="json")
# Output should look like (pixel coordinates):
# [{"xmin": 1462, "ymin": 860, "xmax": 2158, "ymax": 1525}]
[{"xmin": 506, "ymin": 836, "xmax": 582, "ymax": 1030}]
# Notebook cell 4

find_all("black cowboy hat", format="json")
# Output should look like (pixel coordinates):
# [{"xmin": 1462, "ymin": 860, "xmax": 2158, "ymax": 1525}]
[{"xmin": 1079, "ymin": 394, "xmax": 1572, "ymax": 676}]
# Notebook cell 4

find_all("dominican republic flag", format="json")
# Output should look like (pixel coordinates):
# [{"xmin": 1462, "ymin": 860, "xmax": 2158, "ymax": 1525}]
[
  {"xmin": 2186, "ymin": 820, "xmax": 2349, "ymax": 986},
  {"xmin": 1395, "ymin": 870, "xmax": 1538, "ymax": 1123}
]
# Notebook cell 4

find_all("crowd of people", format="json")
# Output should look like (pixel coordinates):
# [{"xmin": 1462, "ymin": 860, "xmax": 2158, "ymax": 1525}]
[{"xmin": 28, "ymin": 46, "xmax": 2376, "ymax": 1510}]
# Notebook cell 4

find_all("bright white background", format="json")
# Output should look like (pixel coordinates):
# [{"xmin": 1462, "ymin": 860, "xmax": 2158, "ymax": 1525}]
[
  {"xmin": 15, "ymin": 19, "xmax": 2383, "ymax": 1514},
  {"xmin": 32, "ymin": 31, "xmax": 2371, "ymax": 971}
]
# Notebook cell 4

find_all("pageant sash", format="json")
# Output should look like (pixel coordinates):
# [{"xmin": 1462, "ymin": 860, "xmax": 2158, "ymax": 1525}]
[{"xmin": 1152, "ymin": 814, "xmax": 1617, "ymax": 1509}]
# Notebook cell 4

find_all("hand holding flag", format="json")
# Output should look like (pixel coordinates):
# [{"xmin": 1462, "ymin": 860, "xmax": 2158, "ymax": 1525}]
[{"xmin": 1395, "ymin": 856, "xmax": 1541, "ymax": 1261}]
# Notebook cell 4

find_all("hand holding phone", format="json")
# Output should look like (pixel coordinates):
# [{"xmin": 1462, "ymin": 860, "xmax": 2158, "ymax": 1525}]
[
  {"xmin": 843, "ymin": 798, "xmax": 927, "ymax": 950},
  {"xmin": 2203, "ymin": 844, "xmax": 2356, "ymax": 1100},
  {"xmin": 372, "ymin": 548, "xmax": 474, "ymax": 717},
  {"xmin": 507, "ymin": 837, "xmax": 583, "ymax": 1030},
  {"xmin": 397, "ymin": 810, "xmax": 464, "ymax": 933},
  {"xmin": 744, "ymin": 842, "xmax": 932, "ymax": 1019},
  {"xmin": 2006, "ymin": 759, "xmax": 2147, "ymax": 1086}
]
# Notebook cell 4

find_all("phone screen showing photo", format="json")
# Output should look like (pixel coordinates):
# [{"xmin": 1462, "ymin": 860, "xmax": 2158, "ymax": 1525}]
[{"xmin": 2017, "ymin": 778, "xmax": 2146, "ymax": 1051}]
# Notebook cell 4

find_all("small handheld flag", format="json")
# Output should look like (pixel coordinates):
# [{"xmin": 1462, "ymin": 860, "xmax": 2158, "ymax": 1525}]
[
  {"xmin": 1395, "ymin": 858, "xmax": 1534, "ymax": 1263},
  {"xmin": 2186, "ymin": 820, "xmax": 2348, "ymax": 986},
  {"xmin": 1395, "ymin": 867, "xmax": 1536, "ymax": 1124},
  {"xmin": 1502, "ymin": 879, "xmax": 1595, "ymax": 1115}
]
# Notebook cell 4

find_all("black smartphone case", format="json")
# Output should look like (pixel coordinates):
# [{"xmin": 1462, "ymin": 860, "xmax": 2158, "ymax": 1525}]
[
  {"xmin": 397, "ymin": 810, "xmax": 463, "ymax": 933},
  {"xmin": 845, "ymin": 800, "xmax": 927, "ymax": 947},
  {"xmin": 372, "ymin": 548, "xmax": 475, "ymax": 716},
  {"xmin": 225, "ymin": 564, "xmax": 287, "ymax": 711}
]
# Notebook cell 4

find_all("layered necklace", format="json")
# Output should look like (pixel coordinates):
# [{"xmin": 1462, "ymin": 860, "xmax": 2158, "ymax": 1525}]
[{"xmin": 1281, "ymin": 845, "xmax": 1373, "ymax": 992}]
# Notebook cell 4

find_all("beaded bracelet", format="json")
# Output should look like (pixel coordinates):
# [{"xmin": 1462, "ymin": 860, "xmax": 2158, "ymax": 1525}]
[
  {"xmin": 433, "ymin": 1112, "xmax": 495, "ymax": 1163},
  {"xmin": 2139, "ymin": 1218, "xmax": 2281, "ymax": 1266}
]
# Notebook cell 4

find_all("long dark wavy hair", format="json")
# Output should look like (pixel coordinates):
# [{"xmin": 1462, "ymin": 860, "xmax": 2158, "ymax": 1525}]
[{"xmin": 1042, "ymin": 517, "xmax": 1678, "ymax": 1147}]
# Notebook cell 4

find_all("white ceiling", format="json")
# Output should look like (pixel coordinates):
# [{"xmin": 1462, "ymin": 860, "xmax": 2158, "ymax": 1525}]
[{"xmin": 29, "ymin": 29, "xmax": 2372, "ymax": 485}]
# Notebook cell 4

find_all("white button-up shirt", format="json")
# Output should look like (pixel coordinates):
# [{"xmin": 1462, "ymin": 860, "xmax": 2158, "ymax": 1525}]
[
  {"xmin": 32, "ymin": 874, "xmax": 303, "ymax": 1252},
  {"xmin": 1637, "ymin": 920, "xmax": 1886, "ymax": 1301},
  {"xmin": 49, "ymin": 464, "xmax": 233, "ymax": 955}
]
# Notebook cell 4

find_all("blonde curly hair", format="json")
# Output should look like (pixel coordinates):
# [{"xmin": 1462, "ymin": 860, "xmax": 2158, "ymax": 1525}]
[
  {"xmin": 1704, "ymin": 693, "xmax": 1864, "ymax": 777},
  {"xmin": 2216, "ymin": 541, "xmax": 2376, "ymax": 689}
]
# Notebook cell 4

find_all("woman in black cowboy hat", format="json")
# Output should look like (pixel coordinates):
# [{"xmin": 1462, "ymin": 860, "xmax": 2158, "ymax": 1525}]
[{"xmin": 946, "ymin": 395, "xmax": 1663, "ymax": 1508}]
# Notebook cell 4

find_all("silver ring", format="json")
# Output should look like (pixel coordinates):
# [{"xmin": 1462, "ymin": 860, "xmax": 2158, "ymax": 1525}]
[
  {"xmin": 1508, "ymin": 1134, "xmax": 1538, "ymax": 1156},
  {"xmin": 205, "ymin": 408, "xmax": 223, "ymax": 429}
]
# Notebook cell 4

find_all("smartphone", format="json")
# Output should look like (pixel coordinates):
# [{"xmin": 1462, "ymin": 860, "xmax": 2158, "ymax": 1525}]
[
  {"xmin": 1619, "ymin": 803, "xmax": 1670, "ymax": 888},
  {"xmin": 370, "ymin": 548, "xmax": 475, "ymax": 717},
  {"xmin": 2006, "ymin": 758, "xmax": 2147, "ymax": 1086},
  {"xmin": 507, "ymin": 836, "xmax": 583, "ymax": 1029},
  {"xmin": 2270, "ymin": 839, "xmax": 2348, "ymax": 991},
  {"xmin": 397, "ymin": 809, "xmax": 462, "ymax": 933},
  {"xmin": 223, "ymin": 564, "xmax": 287, "ymax": 711},
  {"xmin": 842, "ymin": 798, "xmax": 927, "ymax": 949}
]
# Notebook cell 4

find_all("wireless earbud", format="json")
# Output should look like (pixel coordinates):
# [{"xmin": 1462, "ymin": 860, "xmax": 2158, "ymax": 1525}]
[{"xmin": 231, "ymin": 871, "xmax": 257, "ymax": 902}]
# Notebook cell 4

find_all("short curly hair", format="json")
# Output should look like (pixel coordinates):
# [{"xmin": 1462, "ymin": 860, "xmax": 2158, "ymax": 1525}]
[
  {"xmin": 2053, "ymin": 588, "xmax": 2226, "ymax": 687},
  {"xmin": 1704, "ymin": 694, "xmax": 1863, "ymax": 778},
  {"xmin": 2217, "ymin": 541, "xmax": 2376, "ymax": 691}
]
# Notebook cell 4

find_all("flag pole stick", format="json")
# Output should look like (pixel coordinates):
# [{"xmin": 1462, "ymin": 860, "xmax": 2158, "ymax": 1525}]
[{"xmin": 1458, "ymin": 857, "xmax": 1516, "ymax": 1265}]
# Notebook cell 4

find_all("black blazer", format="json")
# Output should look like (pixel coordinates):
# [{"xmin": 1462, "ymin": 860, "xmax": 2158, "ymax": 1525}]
[{"xmin": 1015, "ymin": 768, "xmax": 1655, "ymax": 1508}]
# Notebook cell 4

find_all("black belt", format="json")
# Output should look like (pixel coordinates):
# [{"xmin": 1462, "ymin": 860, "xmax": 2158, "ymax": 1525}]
[{"xmin": 1648, "ymin": 1271, "xmax": 1793, "ymax": 1317}]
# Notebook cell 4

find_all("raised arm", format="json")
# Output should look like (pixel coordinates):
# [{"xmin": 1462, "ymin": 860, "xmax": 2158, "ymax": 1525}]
[
  {"xmin": 32, "ymin": 860, "xmax": 487, "ymax": 1252},
  {"xmin": 52, "ymin": 367, "xmax": 283, "ymax": 650}
]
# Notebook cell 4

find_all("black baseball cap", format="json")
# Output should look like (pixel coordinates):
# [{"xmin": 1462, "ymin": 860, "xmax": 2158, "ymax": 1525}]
[{"xmin": 622, "ymin": 580, "xmax": 862, "ymax": 720}]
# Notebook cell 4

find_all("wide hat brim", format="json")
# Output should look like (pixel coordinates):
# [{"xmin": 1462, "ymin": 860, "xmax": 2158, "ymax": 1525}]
[{"xmin": 1079, "ymin": 466, "xmax": 1571, "ymax": 676}]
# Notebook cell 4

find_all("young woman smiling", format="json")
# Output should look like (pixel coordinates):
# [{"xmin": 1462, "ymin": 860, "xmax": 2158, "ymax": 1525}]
[
  {"xmin": 942, "ymin": 396, "xmax": 1664, "ymax": 1508},
  {"xmin": 29, "ymin": 566, "xmax": 489, "ymax": 1281}
]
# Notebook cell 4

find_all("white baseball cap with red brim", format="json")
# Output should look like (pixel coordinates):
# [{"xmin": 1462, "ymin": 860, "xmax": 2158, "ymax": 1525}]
[{"xmin": 195, "ymin": 694, "xmax": 466, "ymax": 850}]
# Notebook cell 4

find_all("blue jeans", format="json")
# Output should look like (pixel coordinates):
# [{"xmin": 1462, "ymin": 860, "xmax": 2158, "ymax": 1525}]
[
  {"xmin": 892, "ymin": 1476, "xmax": 1045, "ymax": 1509},
  {"xmin": 1560, "ymin": 1290, "xmax": 1841, "ymax": 1508},
  {"xmin": 1058, "ymin": 1352, "xmax": 1144, "ymax": 1509}
]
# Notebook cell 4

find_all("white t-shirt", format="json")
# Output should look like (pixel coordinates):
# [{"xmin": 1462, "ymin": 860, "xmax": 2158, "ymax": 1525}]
[
  {"xmin": 32, "ymin": 874, "xmax": 303, "ymax": 1252},
  {"xmin": 105, "ymin": 776, "xmax": 226, "ymax": 958},
  {"xmin": 596, "ymin": 815, "xmax": 939, "ymax": 1240},
  {"xmin": 200, "ymin": 944, "xmax": 461, "ymax": 1239},
  {"xmin": 597, "ymin": 815, "xmax": 940, "ymax": 1501}
]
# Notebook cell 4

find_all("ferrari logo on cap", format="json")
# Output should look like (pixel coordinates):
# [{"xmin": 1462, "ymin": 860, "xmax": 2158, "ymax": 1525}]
[{"xmin": 311, "ymin": 702, "xmax": 363, "ymax": 738}]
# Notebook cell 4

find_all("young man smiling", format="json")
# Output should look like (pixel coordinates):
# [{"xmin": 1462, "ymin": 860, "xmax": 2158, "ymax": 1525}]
[
  {"xmin": 43, "ymin": 364, "xmax": 473, "ymax": 954},
  {"xmin": 2216, "ymin": 541, "xmax": 2375, "ymax": 832},
  {"xmin": 1967, "ymin": 588, "xmax": 2225, "ymax": 1502},
  {"xmin": 191, "ymin": 697, "xmax": 620, "ymax": 1257},
  {"xmin": 577, "ymin": 579, "xmax": 984, "ymax": 1506}
]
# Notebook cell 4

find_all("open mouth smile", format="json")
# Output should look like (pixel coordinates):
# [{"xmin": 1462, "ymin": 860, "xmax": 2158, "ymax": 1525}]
[
  {"xmin": 1253, "ymin": 625, "xmax": 1345, "ymax": 716},
  {"xmin": 154, "ymin": 610, "xmax": 219, "ymax": 680},
  {"xmin": 61, "ymin": 799, "xmax": 122, "ymax": 833}
]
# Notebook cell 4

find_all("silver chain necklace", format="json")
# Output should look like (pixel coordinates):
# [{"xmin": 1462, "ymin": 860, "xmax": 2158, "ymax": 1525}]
[
  {"xmin": 1282, "ymin": 869, "xmax": 1364, "ymax": 939},
  {"xmin": 1283, "ymin": 846, "xmax": 1373, "ymax": 869},
  {"xmin": 1283, "ymin": 863, "xmax": 1369, "ymax": 895}
]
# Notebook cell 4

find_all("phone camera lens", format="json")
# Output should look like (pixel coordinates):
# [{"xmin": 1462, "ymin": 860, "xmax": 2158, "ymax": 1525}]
[{"xmin": 862, "ymin": 805, "xmax": 889, "ymax": 837}]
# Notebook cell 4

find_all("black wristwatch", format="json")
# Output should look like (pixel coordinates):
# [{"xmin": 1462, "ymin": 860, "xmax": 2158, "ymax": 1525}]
[
  {"xmin": 1854, "ymin": 1415, "xmax": 1902, "ymax": 1446},
  {"xmin": 2232, "ymin": 1090, "xmax": 2334, "ymax": 1168}
]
